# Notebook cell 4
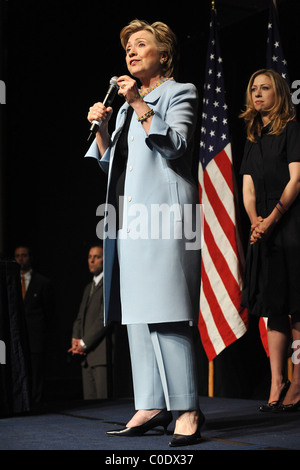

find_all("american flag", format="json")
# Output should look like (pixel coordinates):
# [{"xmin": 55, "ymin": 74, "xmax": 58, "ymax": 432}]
[
  {"xmin": 267, "ymin": 0, "xmax": 290, "ymax": 84},
  {"xmin": 198, "ymin": 7, "xmax": 248, "ymax": 362},
  {"xmin": 259, "ymin": 0, "xmax": 291, "ymax": 356}
]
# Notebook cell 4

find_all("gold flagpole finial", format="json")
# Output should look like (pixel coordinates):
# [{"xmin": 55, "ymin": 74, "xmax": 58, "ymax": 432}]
[{"xmin": 212, "ymin": 0, "xmax": 215, "ymax": 9}]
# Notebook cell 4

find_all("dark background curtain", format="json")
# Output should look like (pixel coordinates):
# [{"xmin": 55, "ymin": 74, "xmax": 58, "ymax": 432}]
[{"xmin": 0, "ymin": 261, "xmax": 31, "ymax": 416}]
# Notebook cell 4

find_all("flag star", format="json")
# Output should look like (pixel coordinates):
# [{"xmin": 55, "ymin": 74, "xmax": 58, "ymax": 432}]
[
  {"xmin": 266, "ymin": 4, "xmax": 290, "ymax": 86},
  {"xmin": 199, "ymin": 13, "xmax": 232, "ymax": 170}
]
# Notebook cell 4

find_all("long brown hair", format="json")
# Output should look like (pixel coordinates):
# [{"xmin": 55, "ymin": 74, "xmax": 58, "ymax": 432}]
[{"xmin": 239, "ymin": 68, "xmax": 295, "ymax": 142}]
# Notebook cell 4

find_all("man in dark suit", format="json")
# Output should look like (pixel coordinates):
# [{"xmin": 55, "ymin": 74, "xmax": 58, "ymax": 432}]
[
  {"xmin": 69, "ymin": 244, "xmax": 108, "ymax": 399},
  {"xmin": 14, "ymin": 245, "xmax": 55, "ymax": 408}
]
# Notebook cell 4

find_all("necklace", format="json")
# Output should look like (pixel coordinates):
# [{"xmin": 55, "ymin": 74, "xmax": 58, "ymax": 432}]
[{"xmin": 139, "ymin": 77, "xmax": 174, "ymax": 98}]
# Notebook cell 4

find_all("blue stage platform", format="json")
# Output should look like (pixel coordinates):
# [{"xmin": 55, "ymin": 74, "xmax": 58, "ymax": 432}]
[{"xmin": 1, "ymin": 396, "xmax": 299, "ymax": 452}]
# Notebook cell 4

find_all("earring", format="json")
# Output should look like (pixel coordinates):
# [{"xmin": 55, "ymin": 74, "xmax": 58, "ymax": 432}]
[{"xmin": 160, "ymin": 58, "xmax": 166, "ymax": 64}]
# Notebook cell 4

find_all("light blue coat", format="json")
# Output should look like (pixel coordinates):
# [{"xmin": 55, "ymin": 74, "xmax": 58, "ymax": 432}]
[{"xmin": 85, "ymin": 80, "xmax": 201, "ymax": 325}]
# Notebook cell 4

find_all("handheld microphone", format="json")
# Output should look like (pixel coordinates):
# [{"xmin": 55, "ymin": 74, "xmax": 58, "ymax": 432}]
[{"xmin": 88, "ymin": 76, "xmax": 119, "ymax": 141}]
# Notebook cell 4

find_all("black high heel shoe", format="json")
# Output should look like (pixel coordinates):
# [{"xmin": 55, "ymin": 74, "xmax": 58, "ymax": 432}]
[
  {"xmin": 259, "ymin": 380, "xmax": 290, "ymax": 412},
  {"xmin": 278, "ymin": 399, "xmax": 300, "ymax": 412},
  {"xmin": 106, "ymin": 409, "xmax": 173, "ymax": 437},
  {"xmin": 168, "ymin": 410, "xmax": 205, "ymax": 447}
]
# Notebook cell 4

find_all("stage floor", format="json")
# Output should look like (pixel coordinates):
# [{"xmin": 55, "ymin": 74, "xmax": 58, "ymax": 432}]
[{"xmin": 1, "ymin": 396, "xmax": 299, "ymax": 452}]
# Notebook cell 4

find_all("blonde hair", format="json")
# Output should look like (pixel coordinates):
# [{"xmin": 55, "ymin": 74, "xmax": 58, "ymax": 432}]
[
  {"xmin": 239, "ymin": 68, "xmax": 295, "ymax": 142},
  {"xmin": 120, "ymin": 19, "xmax": 178, "ymax": 77}
]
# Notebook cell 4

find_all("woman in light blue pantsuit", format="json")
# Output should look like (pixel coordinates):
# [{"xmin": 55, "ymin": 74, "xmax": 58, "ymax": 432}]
[
  {"xmin": 127, "ymin": 323, "xmax": 199, "ymax": 411},
  {"xmin": 86, "ymin": 19, "xmax": 204, "ymax": 447}
]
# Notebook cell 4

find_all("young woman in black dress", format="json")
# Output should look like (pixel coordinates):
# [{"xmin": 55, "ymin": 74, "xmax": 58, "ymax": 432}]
[{"xmin": 240, "ymin": 69, "xmax": 300, "ymax": 412}]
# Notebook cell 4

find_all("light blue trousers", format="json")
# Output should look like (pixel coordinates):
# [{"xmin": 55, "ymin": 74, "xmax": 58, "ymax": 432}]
[{"xmin": 126, "ymin": 322, "xmax": 199, "ymax": 411}]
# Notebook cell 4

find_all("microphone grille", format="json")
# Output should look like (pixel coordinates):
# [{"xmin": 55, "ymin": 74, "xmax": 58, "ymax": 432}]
[{"xmin": 110, "ymin": 76, "xmax": 119, "ymax": 87}]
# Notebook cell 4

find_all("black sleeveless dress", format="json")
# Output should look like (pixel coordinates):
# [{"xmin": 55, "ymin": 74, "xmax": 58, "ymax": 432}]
[{"xmin": 240, "ymin": 120, "xmax": 300, "ymax": 319}]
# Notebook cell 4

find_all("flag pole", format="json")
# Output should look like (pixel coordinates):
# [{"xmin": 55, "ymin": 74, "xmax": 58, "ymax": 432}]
[
  {"xmin": 208, "ymin": 361, "xmax": 214, "ymax": 397},
  {"xmin": 273, "ymin": 0, "xmax": 278, "ymax": 18},
  {"xmin": 208, "ymin": 0, "xmax": 215, "ymax": 399}
]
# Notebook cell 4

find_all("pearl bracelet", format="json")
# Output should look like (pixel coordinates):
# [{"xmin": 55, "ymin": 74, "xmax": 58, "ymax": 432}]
[{"xmin": 137, "ymin": 108, "xmax": 155, "ymax": 123}]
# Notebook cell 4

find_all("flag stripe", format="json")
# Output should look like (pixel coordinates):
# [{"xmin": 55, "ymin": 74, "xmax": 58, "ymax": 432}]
[
  {"xmin": 204, "ymin": 160, "xmax": 239, "ymax": 256},
  {"xmin": 207, "ymin": 150, "xmax": 236, "ymax": 225},
  {"xmin": 214, "ymin": 144, "xmax": 234, "ymax": 192},
  {"xmin": 259, "ymin": 317, "xmax": 269, "ymax": 357},
  {"xmin": 203, "ymin": 214, "xmax": 241, "ymax": 311},
  {"xmin": 200, "ymin": 170, "xmax": 238, "ymax": 266},
  {"xmin": 197, "ymin": 8, "xmax": 248, "ymax": 361},
  {"xmin": 202, "ymin": 252, "xmax": 245, "ymax": 337},
  {"xmin": 198, "ymin": 290, "xmax": 219, "ymax": 359},
  {"xmin": 200, "ymin": 261, "xmax": 237, "ymax": 348}
]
